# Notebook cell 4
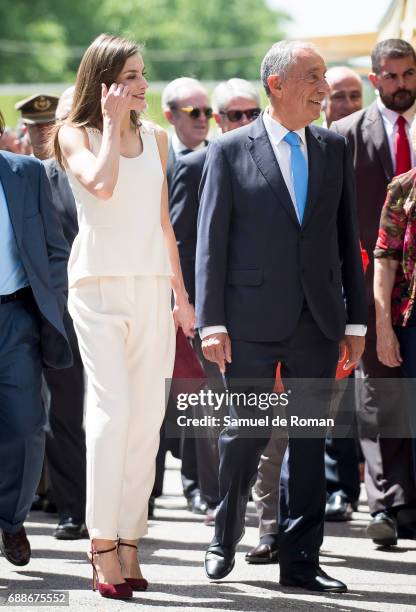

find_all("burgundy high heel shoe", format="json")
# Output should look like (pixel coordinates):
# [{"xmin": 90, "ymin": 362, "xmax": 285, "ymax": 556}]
[
  {"xmin": 118, "ymin": 541, "xmax": 149, "ymax": 591},
  {"xmin": 89, "ymin": 544, "xmax": 133, "ymax": 599}
]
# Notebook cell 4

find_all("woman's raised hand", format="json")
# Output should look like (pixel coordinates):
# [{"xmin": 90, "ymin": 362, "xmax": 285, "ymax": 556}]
[{"xmin": 101, "ymin": 83, "xmax": 132, "ymax": 123}]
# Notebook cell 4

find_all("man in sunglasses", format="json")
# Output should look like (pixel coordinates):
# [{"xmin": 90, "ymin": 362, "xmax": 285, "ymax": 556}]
[
  {"xmin": 152, "ymin": 77, "xmax": 212, "ymax": 517},
  {"xmin": 169, "ymin": 79, "xmax": 261, "ymax": 524},
  {"xmin": 162, "ymin": 77, "xmax": 211, "ymax": 189}
]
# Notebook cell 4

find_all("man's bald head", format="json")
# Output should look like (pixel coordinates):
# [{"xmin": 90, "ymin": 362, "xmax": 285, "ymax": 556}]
[{"xmin": 323, "ymin": 66, "xmax": 363, "ymax": 125}]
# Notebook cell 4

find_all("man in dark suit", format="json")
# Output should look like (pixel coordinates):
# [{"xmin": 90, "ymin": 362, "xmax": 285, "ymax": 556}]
[
  {"xmin": 0, "ymin": 110, "xmax": 72, "ymax": 566},
  {"xmin": 322, "ymin": 66, "xmax": 364, "ymax": 523},
  {"xmin": 196, "ymin": 41, "xmax": 367, "ymax": 592},
  {"xmin": 331, "ymin": 38, "xmax": 416, "ymax": 545},
  {"xmin": 245, "ymin": 67, "xmax": 365, "ymax": 567},
  {"xmin": 170, "ymin": 79, "xmax": 262, "ymax": 524},
  {"xmin": 42, "ymin": 88, "xmax": 87, "ymax": 540},
  {"xmin": 153, "ymin": 77, "xmax": 212, "ymax": 515},
  {"xmin": 16, "ymin": 90, "xmax": 87, "ymax": 540}
]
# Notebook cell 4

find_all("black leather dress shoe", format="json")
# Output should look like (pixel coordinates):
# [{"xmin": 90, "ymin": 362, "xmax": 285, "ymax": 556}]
[
  {"xmin": 205, "ymin": 543, "xmax": 236, "ymax": 580},
  {"xmin": 187, "ymin": 492, "xmax": 208, "ymax": 515},
  {"xmin": 367, "ymin": 511, "xmax": 398, "ymax": 546},
  {"xmin": 325, "ymin": 493, "xmax": 354, "ymax": 522},
  {"xmin": 245, "ymin": 542, "xmax": 278, "ymax": 564},
  {"xmin": 1, "ymin": 527, "xmax": 31, "ymax": 566},
  {"xmin": 280, "ymin": 567, "xmax": 347, "ymax": 592},
  {"xmin": 53, "ymin": 517, "xmax": 88, "ymax": 540}
]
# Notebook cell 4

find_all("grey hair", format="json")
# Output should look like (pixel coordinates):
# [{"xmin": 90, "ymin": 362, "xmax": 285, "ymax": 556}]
[
  {"xmin": 212, "ymin": 78, "xmax": 260, "ymax": 113},
  {"xmin": 261, "ymin": 40, "xmax": 318, "ymax": 97},
  {"xmin": 161, "ymin": 77, "xmax": 207, "ymax": 110},
  {"xmin": 56, "ymin": 85, "xmax": 75, "ymax": 121}
]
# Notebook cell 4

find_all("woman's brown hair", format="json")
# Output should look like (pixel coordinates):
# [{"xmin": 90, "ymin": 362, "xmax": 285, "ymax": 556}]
[
  {"xmin": 0, "ymin": 110, "xmax": 5, "ymax": 137},
  {"xmin": 51, "ymin": 33, "xmax": 141, "ymax": 166}
]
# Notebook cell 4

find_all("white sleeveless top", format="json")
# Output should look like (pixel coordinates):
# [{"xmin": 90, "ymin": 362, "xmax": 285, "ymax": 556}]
[{"xmin": 66, "ymin": 120, "xmax": 171, "ymax": 288}]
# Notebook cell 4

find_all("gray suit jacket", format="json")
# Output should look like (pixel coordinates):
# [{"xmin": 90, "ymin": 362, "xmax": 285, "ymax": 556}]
[
  {"xmin": 0, "ymin": 151, "xmax": 72, "ymax": 369},
  {"xmin": 331, "ymin": 101, "xmax": 394, "ymax": 307}
]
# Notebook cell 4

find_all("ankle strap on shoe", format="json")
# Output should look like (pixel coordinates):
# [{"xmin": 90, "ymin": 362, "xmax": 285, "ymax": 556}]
[
  {"xmin": 90, "ymin": 545, "xmax": 117, "ymax": 555},
  {"xmin": 118, "ymin": 541, "xmax": 137, "ymax": 550}
]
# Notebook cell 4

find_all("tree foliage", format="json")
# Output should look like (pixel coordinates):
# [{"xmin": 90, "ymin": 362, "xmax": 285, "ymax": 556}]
[{"xmin": 0, "ymin": 0, "xmax": 289, "ymax": 83}]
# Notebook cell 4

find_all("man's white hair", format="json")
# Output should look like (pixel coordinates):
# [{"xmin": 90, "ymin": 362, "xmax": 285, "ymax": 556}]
[
  {"xmin": 56, "ymin": 85, "xmax": 75, "ymax": 121},
  {"xmin": 260, "ymin": 40, "xmax": 319, "ymax": 97},
  {"xmin": 161, "ymin": 77, "xmax": 207, "ymax": 110},
  {"xmin": 212, "ymin": 79, "xmax": 260, "ymax": 113}
]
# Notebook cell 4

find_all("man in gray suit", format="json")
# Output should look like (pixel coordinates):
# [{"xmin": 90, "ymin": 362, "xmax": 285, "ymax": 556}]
[
  {"xmin": 0, "ymin": 109, "xmax": 72, "ymax": 566},
  {"xmin": 332, "ymin": 38, "xmax": 416, "ymax": 545}
]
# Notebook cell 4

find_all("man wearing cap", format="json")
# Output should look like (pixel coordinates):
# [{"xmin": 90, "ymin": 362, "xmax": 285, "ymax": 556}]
[
  {"xmin": 15, "ymin": 94, "xmax": 60, "ymax": 514},
  {"xmin": 15, "ymin": 94, "xmax": 58, "ymax": 160},
  {"xmin": 0, "ymin": 109, "xmax": 71, "ymax": 566},
  {"xmin": 15, "ymin": 90, "xmax": 88, "ymax": 540}
]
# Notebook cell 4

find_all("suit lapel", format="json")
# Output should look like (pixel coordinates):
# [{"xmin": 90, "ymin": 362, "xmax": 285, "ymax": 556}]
[
  {"xmin": 247, "ymin": 118, "xmax": 299, "ymax": 226},
  {"xmin": 363, "ymin": 102, "xmax": 394, "ymax": 182},
  {"xmin": 301, "ymin": 126, "xmax": 326, "ymax": 227},
  {"xmin": 0, "ymin": 154, "xmax": 26, "ymax": 246}
]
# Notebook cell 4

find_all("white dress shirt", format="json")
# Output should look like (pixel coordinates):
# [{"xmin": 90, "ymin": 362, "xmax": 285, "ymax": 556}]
[
  {"xmin": 376, "ymin": 96, "xmax": 416, "ymax": 171},
  {"xmin": 171, "ymin": 132, "xmax": 206, "ymax": 155},
  {"xmin": 262, "ymin": 109, "xmax": 308, "ymax": 223},
  {"xmin": 200, "ymin": 109, "xmax": 366, "ymax": 339}
]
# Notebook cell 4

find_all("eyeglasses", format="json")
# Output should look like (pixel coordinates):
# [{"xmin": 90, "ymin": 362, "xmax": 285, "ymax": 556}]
[
  {"xmin": 219, "ymin": 108, "xmax": 261, "ymax": 122},
  {"xmin": 176, "ymin": 106, "xmax": 213, "ymax": 119}
]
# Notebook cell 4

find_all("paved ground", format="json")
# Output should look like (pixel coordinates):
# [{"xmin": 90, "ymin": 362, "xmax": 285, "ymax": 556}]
[{"xmin": 1, "ymin": 455, "xmax": 416, "ymax": 612}]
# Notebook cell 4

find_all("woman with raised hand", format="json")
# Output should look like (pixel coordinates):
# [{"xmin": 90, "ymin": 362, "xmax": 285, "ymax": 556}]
[{"xmin": 52, "ymin": 33, "xmax": 194, "ymax": 600}]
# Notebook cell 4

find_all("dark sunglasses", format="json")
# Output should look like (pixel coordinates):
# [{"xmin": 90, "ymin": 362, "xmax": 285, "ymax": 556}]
[
  {"xmin": 220, "ymin": 108, "xmax": 261, "ymax": 122},
  {"xmin": 177, "ymin": 106, "xmax": 213, "ymax": 119}
]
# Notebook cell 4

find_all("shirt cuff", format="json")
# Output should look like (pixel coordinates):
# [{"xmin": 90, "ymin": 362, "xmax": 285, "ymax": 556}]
[
  {"xmin": 200, "ymin": 325, "xmax": 228, "ymax": 339},
  {"xmin": 200, "ymin": 324, "xmax": 366, "ymax": 338},
  {"xmin": 345, "ymin": 324, "xmax": 367, "ymax": 336}
]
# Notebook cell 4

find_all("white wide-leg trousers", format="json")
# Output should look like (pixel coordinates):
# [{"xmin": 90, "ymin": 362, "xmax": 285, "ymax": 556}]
[{"xmin": 69, "ymin": 276, "xmax": 175, "ymax": 540}]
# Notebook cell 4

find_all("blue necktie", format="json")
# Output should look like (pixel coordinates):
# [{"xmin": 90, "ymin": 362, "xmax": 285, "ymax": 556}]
[{"xmin": 283, "ymin": 131, "xmax": 308, "ymax": 223}]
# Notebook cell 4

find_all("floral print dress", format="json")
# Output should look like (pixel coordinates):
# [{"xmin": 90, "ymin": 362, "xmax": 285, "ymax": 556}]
[{"xmin": 374, "ymin": 168, "xmax": 416, "ymax": 327}]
